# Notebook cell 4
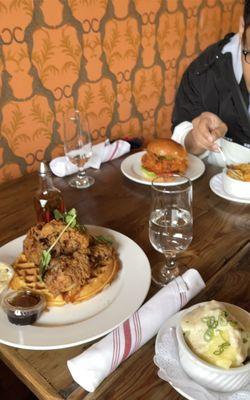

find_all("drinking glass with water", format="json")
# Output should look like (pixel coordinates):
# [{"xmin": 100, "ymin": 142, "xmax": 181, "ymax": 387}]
[{"xmin": 149, "ymin": 174, "xmax": 193, "ymax": 286}]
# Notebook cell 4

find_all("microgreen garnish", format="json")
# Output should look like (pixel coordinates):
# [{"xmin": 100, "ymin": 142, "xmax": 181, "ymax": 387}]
[
  {"xmin": 53, "ymin": 209, "xmax": 64, "ymax": 221},
  {"xmin": 54, "ymin": 208, "xmax": 86, "ymax": 232},
  {"xmin": 95, "ymin": 235, "xmax": 113, "ymax": 245},
  {"xmin": 40, "ymin": 251, "xmax": 51, "ymax": 274},
  {"xmin": 39, "ymin": 212, "xmax": 76, "ymax": 279}
]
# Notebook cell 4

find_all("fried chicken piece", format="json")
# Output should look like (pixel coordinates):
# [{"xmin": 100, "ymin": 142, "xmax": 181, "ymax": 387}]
[
  {"xmin": 90, "ymin": 243, "xmax": 114, "ymax": 266},
  {"xmin": 23, "ymin": 220, "xmax": 89, "ymax": 265},
  {"xmin": 44, "ymin": 253, "xmax": 91, "ymax": 296},
  {"xmin": 142, "ymin": 152, "xmax": 187, "ymax": 175},
  {"xmin": 23, "ymin": 225, "xmax": 45, "ymax": 265},
  {"xmin": 21, "ymin": 219, "xmax": 118, "ymax": 304}
]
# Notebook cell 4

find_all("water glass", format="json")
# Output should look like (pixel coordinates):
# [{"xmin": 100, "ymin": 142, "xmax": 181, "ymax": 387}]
[{"xmin": 149, "ymin": 174, "xmax": 193, "ymax": 286}]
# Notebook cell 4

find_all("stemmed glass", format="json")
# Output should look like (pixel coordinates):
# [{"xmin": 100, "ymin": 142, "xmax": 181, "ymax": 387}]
[
  {"xmin": 149, "ymin": 174, "xmax": 193, "ymax": 286},
  {"xmin": 63, "ymin": 109, "xmax": 95, "ymax": 189}
]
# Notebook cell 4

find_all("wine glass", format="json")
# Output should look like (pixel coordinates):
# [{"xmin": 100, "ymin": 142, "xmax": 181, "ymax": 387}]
[
  {"xmin": 149, "ymin": 174, "xmax": 193, "ymax": 286},
  {"xmin": 63, "ymin": 109, "xmax": 95, "ymax": 189}
]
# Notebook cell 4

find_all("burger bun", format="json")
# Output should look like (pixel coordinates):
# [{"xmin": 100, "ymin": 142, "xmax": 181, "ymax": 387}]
[{"xmin": 147, "ymin": 138, "xmax": 187, "ymax": 159}]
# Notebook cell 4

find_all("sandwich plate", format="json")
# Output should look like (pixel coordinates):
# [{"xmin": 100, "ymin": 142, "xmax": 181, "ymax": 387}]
[
  {"xmin": 0, "ymin": 226, "xmax": 151, "ymax": 350},
  {"xmin": 121, "ymin": 151, "xmax": 205, "ymax": 185}
]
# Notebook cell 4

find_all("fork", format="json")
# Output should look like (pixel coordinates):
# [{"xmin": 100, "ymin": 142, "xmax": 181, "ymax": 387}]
[{"xmin": 218, "ymin": 147, "xmax": 229, "ymax": 168}]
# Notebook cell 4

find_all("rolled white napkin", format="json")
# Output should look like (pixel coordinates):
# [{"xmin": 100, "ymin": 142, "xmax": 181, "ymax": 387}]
[
  {"xmin": 50, "ymin": 140, "xmax": 131, "ymax": 177},
  {"xmin": 67, "ymin": 269, "xmax": 205, "ymax": 392}
]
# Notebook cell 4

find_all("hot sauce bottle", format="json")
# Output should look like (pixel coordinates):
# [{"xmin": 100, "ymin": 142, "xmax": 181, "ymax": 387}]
[{"xmin": 34, "ymin": 162, "xmax": 65, "ymax": 223}]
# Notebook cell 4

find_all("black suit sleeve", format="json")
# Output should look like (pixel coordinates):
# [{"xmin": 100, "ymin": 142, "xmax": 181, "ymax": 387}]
[{"xmin": 172, "ymin": 68, "xmax": 205, "ymax": 131}]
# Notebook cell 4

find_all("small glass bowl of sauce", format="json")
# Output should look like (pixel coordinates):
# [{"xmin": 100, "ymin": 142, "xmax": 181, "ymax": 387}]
[{"xmin": 2, "ymin": 290, "xmax": 46, "ymax": 325}]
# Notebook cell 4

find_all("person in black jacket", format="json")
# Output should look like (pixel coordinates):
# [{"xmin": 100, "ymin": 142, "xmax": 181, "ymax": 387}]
[{"xmin": 171, "ymin": 1, "xmax": 250, "ymax": 165}]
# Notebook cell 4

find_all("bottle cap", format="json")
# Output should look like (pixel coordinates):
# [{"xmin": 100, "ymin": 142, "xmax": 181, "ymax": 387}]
[{"xmin": 39, "ymin": 161, "xmax": 50, "ymax": 176}]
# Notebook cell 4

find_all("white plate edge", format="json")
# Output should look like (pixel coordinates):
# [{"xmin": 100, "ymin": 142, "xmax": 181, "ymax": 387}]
[
  {"xmin": 121, "ymin": 152, "xmax": 205, "ymax": 186},
  {"xmin": 0, "ymin": 226, "xmax": 152, "ymax": 350},
  {"xmin": 209, "ymin": 173, "xmax": 250, "ymax": 204}
]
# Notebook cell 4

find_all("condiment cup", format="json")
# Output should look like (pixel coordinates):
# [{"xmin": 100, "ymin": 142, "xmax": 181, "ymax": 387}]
[
  {"xmin": 176, "ymin": 302, "xmax": 250, "ymax": 392},
  {"xmin": 2, "ymin": 290, "xmax": 46, "ymax": 325},
  {"xmin": 222, "ymin": 168, "xmax": 250, "ymax": 199}
]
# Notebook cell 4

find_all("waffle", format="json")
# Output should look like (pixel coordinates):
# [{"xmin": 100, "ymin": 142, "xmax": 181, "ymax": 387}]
[
  {"xmin": 9, "ymin": 254, "xmax": 65, "ymax": 306},
  {"xmin": 9, "ymin": 252, "xmax": 120, "ymax": 307}
]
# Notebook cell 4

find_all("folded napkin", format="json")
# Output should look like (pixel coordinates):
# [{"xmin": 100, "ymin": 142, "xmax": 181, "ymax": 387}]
[
  {"xmin": 67, "ymin": 269, "xmax": 205, "ymax": 392},
  {"xmin": 155, "ymin": 328, "xmax": 250, "ymax": 400},
  {"xmin": 50, "ymin": 140, "xmax": 131, "ymax": 177}
]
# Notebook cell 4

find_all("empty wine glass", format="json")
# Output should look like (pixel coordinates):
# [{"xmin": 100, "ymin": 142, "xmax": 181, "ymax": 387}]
[
  {"xmin": 149, "ymin": 174, "xmax": 193, "ymax": 286},
  {"xmin": 63, "ymin": 109, "xmax": 95, "ymax": 189}
]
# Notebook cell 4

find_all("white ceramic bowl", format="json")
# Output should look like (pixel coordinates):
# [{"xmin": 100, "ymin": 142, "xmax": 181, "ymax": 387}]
[
  {"xmin": 176, "ymin": 302, "xmax": 250, "ymax": 392},
  {"xmin": 222, "ymin": 168, "xmax": 250, "ymax": 199}
]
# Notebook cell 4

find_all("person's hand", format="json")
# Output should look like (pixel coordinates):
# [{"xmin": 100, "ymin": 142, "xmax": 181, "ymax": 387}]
[{"xmin": 185, "ymin": 112, "xmax": 228, "ymax": 155}]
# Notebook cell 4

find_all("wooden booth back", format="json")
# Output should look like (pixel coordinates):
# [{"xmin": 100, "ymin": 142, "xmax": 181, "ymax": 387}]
[{"xmin": 0, "ymin": 0, "xmax": 243, "ymax": 183}]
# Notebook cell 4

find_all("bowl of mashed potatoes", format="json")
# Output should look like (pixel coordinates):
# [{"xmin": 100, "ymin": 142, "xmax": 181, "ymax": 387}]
[
  {"xmin": 176, "ymin": 300, "xmax": 250, "ymax": 392},
  {"xmin": 222, "ymin": 164, "xmax": 250, "ymax": 199}
]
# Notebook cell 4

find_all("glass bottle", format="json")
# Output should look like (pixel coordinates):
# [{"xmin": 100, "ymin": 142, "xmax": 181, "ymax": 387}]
[{"xmin": 34, "ymin": 162, "xmax": 65, "ymax": 223}]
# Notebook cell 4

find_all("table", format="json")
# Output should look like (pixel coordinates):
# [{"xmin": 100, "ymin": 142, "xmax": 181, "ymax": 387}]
[{"xmin": 0, "ymin": 157, "xmax": 249, "ymax": 400}]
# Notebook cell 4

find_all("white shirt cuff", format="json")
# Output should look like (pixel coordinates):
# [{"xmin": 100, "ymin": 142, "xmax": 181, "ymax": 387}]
[
  {"xmin": 172, "ymin": 121, "xmax": 209, "ymax": 159},
  {"xmin": 171, "ymin": 121, "xmax": 193, "ymax": 148}
]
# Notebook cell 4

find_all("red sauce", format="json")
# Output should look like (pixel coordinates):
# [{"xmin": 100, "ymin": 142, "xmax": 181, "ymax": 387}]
[{"xmin": 9, "ymin": 292, "xmax": 40, "ymax": 308}]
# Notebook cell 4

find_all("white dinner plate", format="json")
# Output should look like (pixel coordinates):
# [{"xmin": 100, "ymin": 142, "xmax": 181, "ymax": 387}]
[
  {"xmin": 209, "ymin": 173, "xmax": 250, "ymax": 204},
  {"xmin": 120, "ymin": 151, "xmax": 205, "ymax": 185},
  {"xmin": 155, "ymin": 305, "xmax": 250, "ymax": 400},
  {"xmin": 0, "ymin": 226, "xmax": 151, "ymax": 350}
]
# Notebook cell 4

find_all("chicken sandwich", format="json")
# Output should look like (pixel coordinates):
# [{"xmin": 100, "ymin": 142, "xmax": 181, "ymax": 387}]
[{"xmin": 141, "ymin": 138, "xmax": 188, "ymax": 179}]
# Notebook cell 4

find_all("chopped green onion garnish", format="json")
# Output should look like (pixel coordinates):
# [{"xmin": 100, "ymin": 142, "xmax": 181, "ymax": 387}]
[
  {"xmin": 213, "ymin": 341, "xmax": 230, "ymax": 356},
  {"xmin": 204, "ymin": 328, "xmax": 214, "ymax": 342}
]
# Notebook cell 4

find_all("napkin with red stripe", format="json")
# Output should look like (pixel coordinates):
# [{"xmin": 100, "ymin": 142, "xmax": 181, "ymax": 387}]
[
  {"xmin": 67, "ymin": 269, "xmax": 205, "ymax": 392},
  {"xmin": 49, "ymin": 139, "xmax": 130, "ymax": 177}
]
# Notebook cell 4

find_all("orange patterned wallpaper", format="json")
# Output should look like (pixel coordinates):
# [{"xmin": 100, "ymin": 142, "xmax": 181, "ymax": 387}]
[{"xmin": 0, "ymin": 0, "xmax": 243, "ymax": 183}]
